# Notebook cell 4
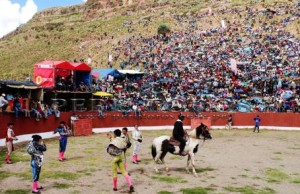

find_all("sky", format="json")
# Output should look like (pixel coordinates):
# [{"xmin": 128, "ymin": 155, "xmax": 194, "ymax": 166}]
[{"xmin": 0, "ymin": 0, "xmax": 87, "ymax": 38}]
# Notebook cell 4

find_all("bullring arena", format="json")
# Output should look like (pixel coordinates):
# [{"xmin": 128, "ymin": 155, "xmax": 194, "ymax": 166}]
[{"xmin": 1, "ymin": 112, "xmax": 300, "ymax": 194}]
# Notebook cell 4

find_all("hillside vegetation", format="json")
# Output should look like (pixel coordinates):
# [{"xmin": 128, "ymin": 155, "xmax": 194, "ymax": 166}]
[{"xmin": 0, "ymin": 0, "xmax": 299, "ymax": 80}]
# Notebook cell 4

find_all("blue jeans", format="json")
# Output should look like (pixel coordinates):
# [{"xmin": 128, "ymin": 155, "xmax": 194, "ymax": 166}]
[
  {"xmin": 59, "ymin": 136, "xmax": 68, "ymax": 152},
  {"xmin": 31, "ymin": 160, "xmax": 41, "ymax": 181},
  {"xmin": 15, "ymin": 107, "xmax": 21, "ymax": 118}
]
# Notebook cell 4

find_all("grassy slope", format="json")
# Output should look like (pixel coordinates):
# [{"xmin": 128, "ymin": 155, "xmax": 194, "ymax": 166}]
[{"xmin": 0, "ymin": 0, "xmax": 298, "ymax": 80}]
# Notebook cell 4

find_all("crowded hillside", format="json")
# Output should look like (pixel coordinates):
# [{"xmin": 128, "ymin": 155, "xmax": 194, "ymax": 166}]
[
  {"xmin": 0, "ymin": 1, "xmax": 300, "ymax": 118},
  {"xmin": 89, "ymin": 2, "xmax": 300, "ymax": 113}
]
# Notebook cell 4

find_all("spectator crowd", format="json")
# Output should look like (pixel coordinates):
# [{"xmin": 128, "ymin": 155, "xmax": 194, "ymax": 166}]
[
  {"xmin": 1, "ymin": 2, "xmax": 300, "ymax": 119},
  {"xmin": 91, "ymin": 2, "xmax": 300, "ymax": 114}
]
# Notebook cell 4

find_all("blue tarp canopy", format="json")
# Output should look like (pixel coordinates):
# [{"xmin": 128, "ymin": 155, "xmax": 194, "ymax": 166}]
[{"xmin": 92, "ymin": 68, "xmax": 124, "ymax": 79}]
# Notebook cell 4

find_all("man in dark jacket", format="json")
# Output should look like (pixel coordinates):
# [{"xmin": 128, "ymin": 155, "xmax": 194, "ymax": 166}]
[{"xmin": 172, "ymin": 114, "xmax": 186, "ymax": 155}]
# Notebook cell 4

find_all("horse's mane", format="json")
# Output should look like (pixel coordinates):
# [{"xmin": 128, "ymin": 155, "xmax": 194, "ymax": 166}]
[{"xmin": 186, "ymin": 123, "xmax": 205, "ymax": 139}]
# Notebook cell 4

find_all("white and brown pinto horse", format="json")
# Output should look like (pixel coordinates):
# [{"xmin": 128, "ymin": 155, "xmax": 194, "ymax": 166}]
[{"xmin": 151, "ymin": 123, "xmax": 212, "ymax": 177}]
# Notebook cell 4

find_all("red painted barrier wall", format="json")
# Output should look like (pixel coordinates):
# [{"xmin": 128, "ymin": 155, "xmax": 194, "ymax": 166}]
[
  {"xmin": 73, "ymin": 119, "xmax": 92, "ymax": 136},
  {"xmin": 1, "ymin": 112, "xmax": 300, "ymax": 138},
  {"xmin": 0, "ymin": 113, "xmax": 71, "ymax": 138},
  {"xmin": 191, "ymin": 117, "xmax": 212, "ymax": 129}
]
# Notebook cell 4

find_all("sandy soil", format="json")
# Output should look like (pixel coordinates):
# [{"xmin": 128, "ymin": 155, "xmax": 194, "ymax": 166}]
[{"xmin": 1, "ymin": 129, "xmax": 300, "ymax": 194}]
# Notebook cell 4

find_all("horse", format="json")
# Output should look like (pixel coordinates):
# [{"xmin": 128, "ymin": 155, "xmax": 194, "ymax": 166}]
[{"xmin": 151, "ymin": 123, "xmax": 212, "ymax": 177}]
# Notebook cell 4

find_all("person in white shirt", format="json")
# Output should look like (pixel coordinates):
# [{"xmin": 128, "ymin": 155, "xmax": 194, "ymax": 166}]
[
  {"xmin": 5, "ymin": 122, "xmax": 18, "ymax": 164},
  {"xmin": 131, "ymin": 125, "xmax": 142, "ymax": 164},
  {"xmin": 0, "ymin": 93, "xmax": 8, "ymax": 113}
]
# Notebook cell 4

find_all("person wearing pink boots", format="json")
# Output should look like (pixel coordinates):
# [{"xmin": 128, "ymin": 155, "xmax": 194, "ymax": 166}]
[
  {"xmin": 53, "ymin": 121, "xmax": 69, "ymax": 161},
  {"xmin": 107, "ymin": 129, "xmax": 134, "ymax": 192},
  {"xmin": 131, "ymin": 125, "xmax": 143, "ymax": 164},
  {"xmin": 5, "ymin": 122, "xmax": 18, "ymax": 164},
  {"xmin": 26, "ymin": 135, "xmax": 47, "ymax": 194},
  {"xmin": 118, "ymin": 127, "xmax": 131, "ymax": 173}
]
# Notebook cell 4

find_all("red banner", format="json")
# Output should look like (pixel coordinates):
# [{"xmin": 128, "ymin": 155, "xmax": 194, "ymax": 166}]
[{"xmin": 34, "ymin": 67, "xmax": 54, "ymax": 88}]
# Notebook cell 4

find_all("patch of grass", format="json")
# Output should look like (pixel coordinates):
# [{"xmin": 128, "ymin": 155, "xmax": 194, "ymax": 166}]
[
  {"xmin": 265, "ymin": 168, "xmax": 289, "ymax": 183},
  {"xmin": 151, "ymin": 175, "xmax": 187, "ymax": 183},
  {"xmin": 42, "ymin": 171, "xmax": 80, "ymax": 180},
  {"xmin": 291, "ymin": 178, "xmax": 300, "ymax": 184},
  {"xmin": 158, "ymin": 191, "xmax": 174, "ymax": 194},
  {"xmin": 273, "ymin": 152, "xmax": 282, "ymax": 154},
  {"xmin": 14, "ymin": 171, "xmax": 31, "ymax": 180},
  {"xmin": 169, "ymin": 156, "xmax": 181, "ymax": 160},
  {"xmin": 0, "ymin": 171, "xmax": 11, "ymax": 180},
  {"xmin": 195, "ymin": 167, "xmax": 215, "ymax": 173},
  {"xmin": 53, "ymin": 182, "xmax": 72, "ymax": 189},
  {"xmin": 238, "ymin": 174, "xmax": 248, "ymax": 178},
  {"xmin": 252, "ymin": 176, "xmax": 262, "ymax": 180},
  {"xmin": 0, "ymin": 151, "xmax": 29, "ymax": 167},
  {"xmin": 0, "ymin": 152, "xmax": 6, "ymax": 167},
  {"xmin": 288, "ymin": 146, "xmax": 300, "ymax": 150},
  {"xmin": 4, "ymin": 189, "xmax": 29, "ymax": 194},
  {"xmin": 271, "ymin": 157, "xmax": 282, "ymax": 161},
  {"xmin": 83, "ymin": 148, "xmax": 97, "ymax": 154},
  {"xmin": 224, "ymin": 186, "xmax": 275, "ymax": 194},
  {"xmin": 71, "ymin": 190, "xmax": 81, "ymax": 194},
  {"xmin": 180, "ymin": 187, "xmax": 215, "ymax": 194}
]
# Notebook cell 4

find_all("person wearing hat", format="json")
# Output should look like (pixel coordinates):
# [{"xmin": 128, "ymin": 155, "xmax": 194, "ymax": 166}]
[
  {"xmin": 5, "ymin": 122, "xmax": 18, "ymax": 164},
  {"xmin": 0, "ymin": 93, "xmax": 8, "ymax": 113},
  {"xmin": 172, "ymin": 113, "xmax": 187, "ymax": 156},
  {"xmin": 108, "ymin": 129, "xmax": 134, "ymax": 192},
  {"xmin": 26, "ymin": 135, "xmax": 47, "ymax": 193},
  {"xmin": 53, "ymin": 121, "xmax": 69, "ymax": 161}
]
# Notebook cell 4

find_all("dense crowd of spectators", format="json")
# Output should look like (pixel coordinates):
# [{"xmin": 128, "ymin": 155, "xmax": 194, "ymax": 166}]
[
  {"xmin": 1, "ymin": 2, "xmax": 300, "ymax": 119},
  {"xmin": 92, "ymin": 2, "xmax": 300, "ymax": 114}
]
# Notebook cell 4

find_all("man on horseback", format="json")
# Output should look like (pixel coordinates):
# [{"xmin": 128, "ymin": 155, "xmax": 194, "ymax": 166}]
[{"xmin": 172, "ymin": 114, "xmax": 187, "ymax": 156}]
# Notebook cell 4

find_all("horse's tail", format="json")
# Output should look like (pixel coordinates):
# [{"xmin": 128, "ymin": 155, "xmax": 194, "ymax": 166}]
[{"xmin": 151, "ymin": 143, "xmax": 157, "ymax": 159}]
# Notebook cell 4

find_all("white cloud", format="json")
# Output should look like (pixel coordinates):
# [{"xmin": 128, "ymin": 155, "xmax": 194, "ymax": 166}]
[
  {"xmin": 83, "ymin": 0, "xmax": 87, "ymax": 2},
  {"xmin": 0, "ymin": 0, "xmax": 38, "ymax": 38}
]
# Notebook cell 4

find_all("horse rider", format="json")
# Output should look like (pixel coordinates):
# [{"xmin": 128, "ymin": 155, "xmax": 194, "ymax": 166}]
[{"xmin": 172, "ymin": 114, "xmax": 187, "ymax": 156}]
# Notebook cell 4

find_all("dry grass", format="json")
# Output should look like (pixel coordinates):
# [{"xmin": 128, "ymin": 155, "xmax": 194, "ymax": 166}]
[{"xmin": 0, "ymin": 129, "xmax": 300, "ymax": 193}]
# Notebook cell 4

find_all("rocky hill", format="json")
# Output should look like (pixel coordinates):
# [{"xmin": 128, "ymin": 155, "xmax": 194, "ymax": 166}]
[{"xmin": 0, "ymin": 0, "xmax": 299, "ymax": 80}]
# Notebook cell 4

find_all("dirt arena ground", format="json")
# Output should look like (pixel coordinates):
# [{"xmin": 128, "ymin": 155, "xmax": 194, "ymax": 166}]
[{"xmin": 1, "ymin": 129, "xmax": 300, "ymax": 194}]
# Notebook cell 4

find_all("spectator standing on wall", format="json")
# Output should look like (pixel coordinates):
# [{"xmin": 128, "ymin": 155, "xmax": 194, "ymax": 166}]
[
  {"xmin": 253, "ymin": 115, "xmax": 261, "ymax": 133},
  {"xmin": 226, "ymin": 114, "xmax": 233, "ymax": 130},
  {"xmin": 0, "ymin": 93, "xmax": 8, "ymax": 113},
  {"xmin": 13, "ymin": 97, "xmax": 22, "ymax": 118}
]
